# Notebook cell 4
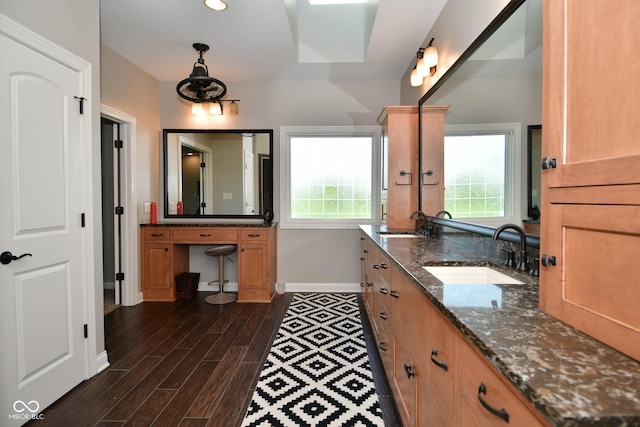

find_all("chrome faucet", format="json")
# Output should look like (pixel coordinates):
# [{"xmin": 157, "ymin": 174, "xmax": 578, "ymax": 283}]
[
  {"xmin": 492, "ymin": 223, "xmax": 529, "ymax": 272},
  {"xmin": 435, "ymin": 210, "xmax": 452, "ymax": 219},
  {"xmin": 410, "ymin": 210, "xmax": 428, "ymax": 235}
]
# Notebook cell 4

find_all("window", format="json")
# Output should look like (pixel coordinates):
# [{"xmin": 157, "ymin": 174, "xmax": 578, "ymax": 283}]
[
  {"xmin": 444, "ymin": 123, "xmax": 521, "ymax": 226},
  {"xmin": 280, "ymin": 126, "xmax": 380, "ymax": 229}
]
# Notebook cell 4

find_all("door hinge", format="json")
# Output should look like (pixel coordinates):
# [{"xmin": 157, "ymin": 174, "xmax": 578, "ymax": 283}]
[
  {"xmin": 200, "ymin": 162, "xmax": 206, "ymax": 168},
  {"xmin": 83, "ymin": 324, "xmax": 88, "ymax": 339},
  {"xmin": 81, "ymin": 213, "xmax": 86, "ymax": 227},
  {"xmin": 73, "ymin": 96, "xmax": 86, "ymax": 114},
  {"xmin": 115, "ymin": 206, "xmax": 124, "ymax": 215},
  {"xmin": 114, "ymin": 139, "xmax": 123, "ymax": 149},
  {"xmin": 116, "ymin": 272, "xmax": 124, "ymax": 281},
  {"xmin": 201, "ymin": 202, "xmax": 206, "ymax": 208}
]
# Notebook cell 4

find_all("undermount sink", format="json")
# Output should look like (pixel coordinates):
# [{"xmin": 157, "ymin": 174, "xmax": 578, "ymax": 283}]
[{"xmin": 423, "ymin": 266, "xmax": 524, "ymax": 285}]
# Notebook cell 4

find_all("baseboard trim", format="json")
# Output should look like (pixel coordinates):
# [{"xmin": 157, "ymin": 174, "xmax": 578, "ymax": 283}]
[
  {"xmin": 95, "ymin": 350, "xmax": 110, "ymax": 374},
  {"xmin": 283, "ymin": 283, "xmax": 363, "ymax": 293}
]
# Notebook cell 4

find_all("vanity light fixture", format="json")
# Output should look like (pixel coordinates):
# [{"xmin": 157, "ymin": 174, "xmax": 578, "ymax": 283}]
[
  {"xmin": 204, "ymin": 0, "xmax": 228, "ymax": 11},
  {"xmin": 190, "ymin": 99, "xmax": 240, "ymax": 116},
  {"xmin": 417, "ymin": 38, "xmax": 438, "ymax": 77}
]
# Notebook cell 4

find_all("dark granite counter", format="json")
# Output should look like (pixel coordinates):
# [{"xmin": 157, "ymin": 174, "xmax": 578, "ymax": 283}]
[
  {"xmin": 140, "ymin": 222, "xmax": 276, "ymax": 228},
  {"xmin": 360, "ymin": 224, "xmax": 640, "ymax": 427}
]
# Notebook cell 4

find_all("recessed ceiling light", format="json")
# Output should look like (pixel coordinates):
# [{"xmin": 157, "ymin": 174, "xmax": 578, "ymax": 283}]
[{"xmin": 308, "ymin": 0, "xmax": 367, "ymax": 5}]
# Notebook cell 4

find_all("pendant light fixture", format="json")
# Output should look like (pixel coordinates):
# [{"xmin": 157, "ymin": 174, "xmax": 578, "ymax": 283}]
[{"xmin": 177, "ymin": 43, "xmax": 227, "ymax": 103}]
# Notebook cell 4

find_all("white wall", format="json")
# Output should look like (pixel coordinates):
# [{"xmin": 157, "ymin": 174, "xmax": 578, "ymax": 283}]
[{"xmin": 0, "ymin": 0, "xmax": 105, "ymax": 364}]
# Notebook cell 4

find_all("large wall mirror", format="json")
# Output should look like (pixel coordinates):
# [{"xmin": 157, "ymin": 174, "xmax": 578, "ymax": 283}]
[
  {"xmin": 418, "ymin": 0, "xmax": 541, "ymax": 230},
  {"xmin": 163, "ymin": 129, "xmax": 273, "ymax": 219}
]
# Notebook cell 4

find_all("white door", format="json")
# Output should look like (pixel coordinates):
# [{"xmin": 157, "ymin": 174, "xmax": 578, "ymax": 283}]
[
  {"xmin": 0, "ymin": 33, "xmax": 88, "ymax": 424},
  {"xmin": 243, "ymin": 150, "xmax": 255, "ymax": 214}
]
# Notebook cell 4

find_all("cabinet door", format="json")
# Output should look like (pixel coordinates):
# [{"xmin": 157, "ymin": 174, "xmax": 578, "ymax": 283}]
[
  {"xmin": 238, "ymin": 243, "xmax": 268, "ymax": 301},
  {"xmin": 540, "ymin": 203, "xmax": 640, "ymax": 361},
  {"xmin": 393, "ymin": 336, "xmax": 420, "ymax": 427},
  {"xmin": 543, "ymin": 0, "xmax": 640, "ymax": 190},
  {"xmin": 142, "ymin": 243, "xmax": 173, "ymax": 301},
  {"xmin": 425, "ymin": 307, "xmax": 458, "ymax": 422}
]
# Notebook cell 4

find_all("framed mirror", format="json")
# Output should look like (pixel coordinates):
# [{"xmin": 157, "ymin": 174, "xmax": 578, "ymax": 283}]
[
  {"xmin": 163, "ymin": 129, "xmax": 273, "ymax": 219},
  {"xmin": 418, "ymin": 0, "xmax": 541, "ymax": 226}
]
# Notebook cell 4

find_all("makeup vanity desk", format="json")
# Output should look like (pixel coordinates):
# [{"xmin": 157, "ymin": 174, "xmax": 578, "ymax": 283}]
[{"xmin": 140, "ymin": 223, "xmax": 277, "ymax": 302}]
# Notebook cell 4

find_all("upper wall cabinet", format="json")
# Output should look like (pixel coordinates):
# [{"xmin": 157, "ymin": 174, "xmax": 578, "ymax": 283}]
[
  {"xmin": 378, "ymin": 106, "xmax": 419, "ymax": 229},
  {"xmin": 539, "ymin": 0, "xmax": 640, "ymax": 362}
]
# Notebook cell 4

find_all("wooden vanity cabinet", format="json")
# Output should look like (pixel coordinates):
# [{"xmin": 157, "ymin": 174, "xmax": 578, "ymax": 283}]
[
  {"xmin": 540, "ymin": 0, "xmax": 640, "ymax": 361},
  {"xmin": 237, "ymin": 228, "xmax": 277, "ymax": 303},
  {"xmin": 361, "ymin": 237, "xmax": 550, "ymax": 427},
  {"xmin": 140, "ymin": 225, "xmax": 276, "ymax": 302},
  {"xmin": 378, "ymin": 106, "xmax": 418, "ymax": 230}
]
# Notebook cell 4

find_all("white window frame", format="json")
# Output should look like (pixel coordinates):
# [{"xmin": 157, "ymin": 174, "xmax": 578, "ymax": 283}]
[
  {"xmin": 280, "ymin": 126, "xmax": 381, "ymax": 229},
  {"xmin": 444, "ymin": 123, "xmax": 522, "ymax": 227}
]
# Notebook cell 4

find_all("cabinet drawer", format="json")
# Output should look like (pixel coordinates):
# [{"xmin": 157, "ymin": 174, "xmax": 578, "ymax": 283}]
[
  {"xmin": 172, "ymin": 228, "xmax": 238, "ymax": 243},
  {"xmin": 459, "ymin": 340, "xmax": 546, "ymax": 427},
  {"xmin": 240, "ymin": 229, "xmax": 268, "ymax": 241},
  {"xmin": 142, "ymin": 228, "xmax": 172, "ymax": 242}
]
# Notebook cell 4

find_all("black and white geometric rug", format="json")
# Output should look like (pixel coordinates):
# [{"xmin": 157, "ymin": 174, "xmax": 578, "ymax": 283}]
[{"xmin": 241, "ymin": 293, "xmax": 385, "ymax": 427}]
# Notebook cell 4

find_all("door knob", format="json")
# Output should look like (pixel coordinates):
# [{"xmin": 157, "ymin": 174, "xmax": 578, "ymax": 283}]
[{"xmin": 1, "ymin": 251, "xmax": 32, "ymax": 265}]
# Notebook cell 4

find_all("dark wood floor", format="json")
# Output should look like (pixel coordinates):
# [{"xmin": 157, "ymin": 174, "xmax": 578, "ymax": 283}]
[{"xmin": 31, "ymin": 291, "xmax": 400, "ymax": 427}]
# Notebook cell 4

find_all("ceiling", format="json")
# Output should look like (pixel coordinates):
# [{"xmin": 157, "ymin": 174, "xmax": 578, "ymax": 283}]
[{"xmin": 99, "ymin": 0, "xmax": 448, "ymax": 83}]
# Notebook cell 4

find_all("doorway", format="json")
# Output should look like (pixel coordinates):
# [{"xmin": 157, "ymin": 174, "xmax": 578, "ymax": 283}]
[{"xmin": 101, "ymin": 117, "xmax": 121, "ymax": 314}]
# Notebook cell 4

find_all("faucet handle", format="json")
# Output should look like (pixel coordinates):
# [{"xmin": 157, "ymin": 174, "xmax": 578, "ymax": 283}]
[{"xmin": 501, "ymin": 248, "xmax": 517, "ymax": 268}]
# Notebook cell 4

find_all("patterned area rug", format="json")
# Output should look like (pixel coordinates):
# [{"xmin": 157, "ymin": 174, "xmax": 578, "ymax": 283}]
[{"xmin": 241, "ymin": 293, "xmax": 385, "ymax": 427}]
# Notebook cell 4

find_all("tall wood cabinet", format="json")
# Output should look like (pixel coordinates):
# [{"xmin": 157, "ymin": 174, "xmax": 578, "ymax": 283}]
[
  {"xmin": 540, "ymin": 0, "xmax": 640, "ymax": 361},
  {"xmin": 378, "ymin": 106, "xmax": 418, "ymax": 229}
]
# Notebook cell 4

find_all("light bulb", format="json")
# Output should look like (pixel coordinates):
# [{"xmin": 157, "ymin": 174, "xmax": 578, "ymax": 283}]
[
  {"xmin": 192, "ymin": 103, "xmax": 204, "ymax": 115},
  {"xmin": 204, "ymin": 0, "xmax": 227, "ymax": 11},
  {"xmin": 210, "ymin": 102, "xmax": 223, "ymax": 115},
  {"xmin": 410, "ymin": 68, "xmax": 423, "ymax": 87}
]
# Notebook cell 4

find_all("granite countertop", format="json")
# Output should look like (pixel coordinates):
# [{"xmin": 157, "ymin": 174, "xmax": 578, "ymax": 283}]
[
  {"xmin": 140, "ymin": 222, "xmax": 276, "ymax": 228},
  {"xmin": 360, "ymin": 225, "xmax": 640, "ymax": 427}
]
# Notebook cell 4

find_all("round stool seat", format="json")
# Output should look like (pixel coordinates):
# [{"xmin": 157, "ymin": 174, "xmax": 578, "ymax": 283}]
[{"xmin": 205, "ymin": 244, "xmax": 237, "ymax": 257}]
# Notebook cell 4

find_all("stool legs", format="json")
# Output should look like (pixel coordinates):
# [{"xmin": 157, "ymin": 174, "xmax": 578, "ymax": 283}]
[{"xmin": 205, "ymin": 254, "xmax": 237, "ymax": 305}]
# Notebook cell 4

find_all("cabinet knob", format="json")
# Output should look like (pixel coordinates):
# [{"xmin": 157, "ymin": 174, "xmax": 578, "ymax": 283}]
[
  {"xmin": 404, "ymin": 363, "xmax": 415, "ymax": 379},
  {"xmin": 541, "ymin": 254, "xmax": 556, "ymax": 267},
  {"xmin": 541, "ymin": 156, "xmax": 557, "ymax": 169}
]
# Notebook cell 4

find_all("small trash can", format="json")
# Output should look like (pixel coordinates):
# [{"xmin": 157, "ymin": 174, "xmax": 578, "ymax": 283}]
[{"xmin": 175, "ymin": 272, "xmax": 200, "ymax": 299}]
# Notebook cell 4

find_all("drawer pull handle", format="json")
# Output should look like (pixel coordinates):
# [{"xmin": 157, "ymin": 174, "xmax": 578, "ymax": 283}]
[
  {"xmin": 430, "ymin": 349, "xmax": 448, "ymax": 371},
  {"xmin": 379, "ymin": 288, "xmax": 388, "ymax": 295},
  {"xmin": 247, "ymin": 233, "xmax": 261, "ymax": 237},
  {"xmin": 389, "ymin": 289, "xmax": 399, "ymax": 298},
  {"xmin": 199, "ymin": 234, "xmax": 211, "ymax": 237},
  {"xmin": 378, "ymin": 342, "xmax": 387, "ymax": 352},
  {"xmin": 360, "ymin": 282, "xmax": 365, "ymax": 288},
  {"xmin": 363, "ymin": 249, "xmax": 369, "ymax": 253},
  {"xmin": 379, "ymin": 312, "xmax": 387, "ymax": 320},
  {"xmin": 372, "ymin": 264, "xmax": 379, "ymax": 269},
  {"xmin": 478, "ymin": 382, "xmax": 509, "ymax": 423},
  {"xmin": 379, "ymin": 263, "xmax": 388, "ymax": 269},
  {"xmin": 151, "ymin": 233, "xmax": 164, "ymax": 237},
  {"xmin": 367, "ymin": 282, "xmax": 373, "ymax": 288},
  {"xmin": 404, "ymin": 363, "xmax": 415, "ymax": 379}
]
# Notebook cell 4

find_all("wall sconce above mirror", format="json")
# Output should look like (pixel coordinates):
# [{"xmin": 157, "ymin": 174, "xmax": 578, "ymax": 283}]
[{"xmin": 163, "ymin": 129, "xmax": 273, "ymax": 220}]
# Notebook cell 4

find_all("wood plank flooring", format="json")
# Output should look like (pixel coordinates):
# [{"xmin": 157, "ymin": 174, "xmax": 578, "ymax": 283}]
[{"xmin": 30, "ymin": 292, "xmax": 400, "ymax": 427}]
